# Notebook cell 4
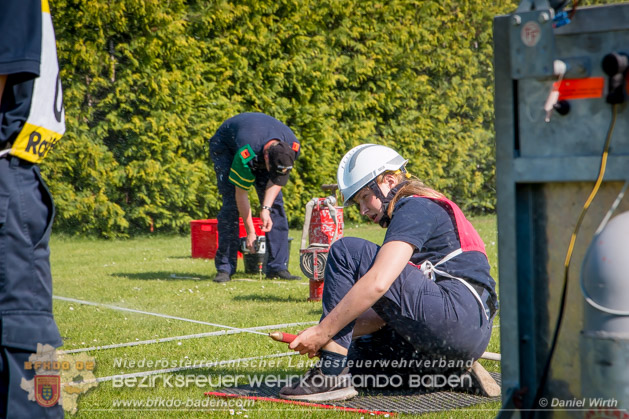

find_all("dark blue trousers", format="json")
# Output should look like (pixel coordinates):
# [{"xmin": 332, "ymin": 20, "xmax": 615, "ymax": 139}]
[
  {"xmin": 0, "ymin": 157, "xmax": 63, "ymax": 418},
  {"xmin": 210, "ymin": 143, "xmax": 290, "ymax": 275},
  {"xmin": 322, "ymin": 237, "xmax": 494, "ymax": 367}
]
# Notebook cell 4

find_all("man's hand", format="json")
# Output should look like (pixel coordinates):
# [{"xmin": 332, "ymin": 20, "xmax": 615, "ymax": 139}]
[
  {"xmin": 260, "ymin": 208, "xmax": 273, "ymax": 232},
  {"xmin": 245, "ymin": 231, "xmax": 257, "ymax": 253},
  {"xmin": 261, "ymin": 183, "xmax": 282, "ymax": 232}
]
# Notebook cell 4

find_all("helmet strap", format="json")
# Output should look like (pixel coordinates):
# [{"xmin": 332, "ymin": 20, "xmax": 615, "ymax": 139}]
[{"xmin": 367, "ymin": 179, "xmax": 409, "ymax": 227}]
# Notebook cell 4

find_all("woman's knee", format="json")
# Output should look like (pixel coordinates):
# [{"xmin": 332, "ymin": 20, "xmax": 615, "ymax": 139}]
[{"xmin": 329, "ymin": 237, "xmax": 375, "ymax": 260}]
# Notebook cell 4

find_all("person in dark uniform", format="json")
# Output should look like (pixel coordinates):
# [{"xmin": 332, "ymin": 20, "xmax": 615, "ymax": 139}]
[
  {"xmin": 279, "ymin": 144, "xmax": 498, "ymax": 402},
  {"xmin": 209, "ymin": 112, "xmax": 302, "ymax": 282},
  {"xmin": 0, "ymin": 0, "xmax": 65, "ymax": 417}
]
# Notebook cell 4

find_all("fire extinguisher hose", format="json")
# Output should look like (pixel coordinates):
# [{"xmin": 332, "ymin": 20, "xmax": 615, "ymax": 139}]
[{"xmin": 299, "ymin": 247, "xmax": 329, "ymax": 279}]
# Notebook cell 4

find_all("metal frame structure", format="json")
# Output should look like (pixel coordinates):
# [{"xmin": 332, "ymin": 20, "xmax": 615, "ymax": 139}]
[{"xmin": 494, "ymin": 3, "xmax": 629, "ymax": 416}]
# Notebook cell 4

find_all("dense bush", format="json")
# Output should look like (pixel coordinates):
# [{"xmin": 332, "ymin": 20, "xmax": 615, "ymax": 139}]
[{"xmin": 46, "ymin": 0, "xmax": 521, "ymax": 237}]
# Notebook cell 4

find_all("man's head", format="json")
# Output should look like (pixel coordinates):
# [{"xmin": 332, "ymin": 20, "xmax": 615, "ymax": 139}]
[{"xmin": 266, "ymin": 141, "xmax": 298, "ymax": 186}]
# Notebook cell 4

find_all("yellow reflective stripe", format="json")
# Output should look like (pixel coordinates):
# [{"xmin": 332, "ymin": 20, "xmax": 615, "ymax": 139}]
[
  {"xmin": 229, "ymin": 170, "xmax": 252, "ymax": 189},
  {"xmin": 229, "ymin": 167, "xmax": 253, "ymax": 183},
  {"xmin": 10, "ymin": 122, "xmax": 63, "ymax": 163},
  {"xmin": 228, "ymin": 177, "xmax": 250, "ymax": 190},
  {"xmin": 42, "ymin": 0, "xmax": 50, "ymax": 14}
]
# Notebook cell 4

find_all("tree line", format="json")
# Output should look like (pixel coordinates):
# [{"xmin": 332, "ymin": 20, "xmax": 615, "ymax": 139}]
[{"xmin": 46, "ymin": 0, "xmax": 521, "ymax": 237}]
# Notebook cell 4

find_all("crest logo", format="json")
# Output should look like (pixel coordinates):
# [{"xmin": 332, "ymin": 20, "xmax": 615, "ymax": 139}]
[
  {"xmin": 291, "ymin": 142, "xmax": 300, "ymax": 152},
  {"xmin": 35, "ymin": 375, "xmax": 60, "ymax": 407},
  {"xmin": 21, "ymin": 343, "xmax": 98, "ymax": 414}
]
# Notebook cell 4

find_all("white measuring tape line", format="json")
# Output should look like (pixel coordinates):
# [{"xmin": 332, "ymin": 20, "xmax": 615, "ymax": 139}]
[
  {"xmin": 60, "ymin": 321, "xmax": 318, "ymax": 354},
  {"xmin": 54, "ymin": 295, "xmax": 311, "ymax": 334},
  {"xmin": 55, "ymin": 296, "xmax": 501, "ymax": 361}
]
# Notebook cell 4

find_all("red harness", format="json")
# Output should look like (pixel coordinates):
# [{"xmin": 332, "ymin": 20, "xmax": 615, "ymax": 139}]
[
  {"xmin": 406, "ymin": 196, "xmax": 490, "ymax": 319},
  {"xmin": 428, "ymin": 196, "xmax": 487, "ymax": 255}
]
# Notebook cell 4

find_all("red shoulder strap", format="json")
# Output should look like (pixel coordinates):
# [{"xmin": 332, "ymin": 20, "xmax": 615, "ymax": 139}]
[{"xmin": 425, "ymin": 197, "xmax": 487, "ymax": 256}]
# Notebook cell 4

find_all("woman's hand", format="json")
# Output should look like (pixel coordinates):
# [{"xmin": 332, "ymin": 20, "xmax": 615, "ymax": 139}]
[
  {"xmin": 287, "ymin": 242, "xmax": 415, "ymax": 360},
  {"xmin": 288, "ymin": 325, "xmax": 330, "ymax": 358}
]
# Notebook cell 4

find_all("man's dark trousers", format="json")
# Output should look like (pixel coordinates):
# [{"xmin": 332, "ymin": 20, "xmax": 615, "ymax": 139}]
[{"xmin": 210, "ymin": 147, "xmax": 290, "ymax": 275}]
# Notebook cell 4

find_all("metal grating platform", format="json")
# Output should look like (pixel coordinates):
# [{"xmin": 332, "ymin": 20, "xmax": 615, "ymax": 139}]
[{"xmin": 219, "ymin": 372, "xmax": 501, "ymax": 414}]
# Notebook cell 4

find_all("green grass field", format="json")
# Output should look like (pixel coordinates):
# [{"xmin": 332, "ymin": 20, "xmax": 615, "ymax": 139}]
[{"xmin": 49, "ymin": 215, "xmax": 501, "ymax": 418}]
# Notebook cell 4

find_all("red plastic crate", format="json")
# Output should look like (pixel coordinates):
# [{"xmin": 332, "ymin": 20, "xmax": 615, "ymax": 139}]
[{"xmin": 190, "ymin": 218, "xmax": 263, "ymax": 259}]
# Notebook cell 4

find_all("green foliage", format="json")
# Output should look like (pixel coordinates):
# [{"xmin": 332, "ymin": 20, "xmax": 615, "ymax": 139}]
[{"xmin": 46, "ymin": 0, "xmax": 521, "ymax": 237}]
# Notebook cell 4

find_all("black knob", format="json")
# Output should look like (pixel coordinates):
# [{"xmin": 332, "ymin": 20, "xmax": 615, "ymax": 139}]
[
  {"xmin": 602, "ymin": 52, "xmax": 629, "ymax": 104},
  {"xmin": 602, "ymin": 53, "xmax": 628, "ymax": 76},
  {"xmin": 553, "ymin": 100, "xmax": 570, "ymax": 116}
]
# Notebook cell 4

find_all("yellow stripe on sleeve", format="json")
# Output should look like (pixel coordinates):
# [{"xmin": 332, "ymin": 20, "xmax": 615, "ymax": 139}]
[
  {"xmin": 229, "ymin": 172, "xmax": 251, "ymax": 190},
  {"xmin": 229, "ymin": 167, "xmax": 253, "ymax": 183},
  {"xmin": 10, "ymin": 122, "xmax": 62, "ymax": 163}
]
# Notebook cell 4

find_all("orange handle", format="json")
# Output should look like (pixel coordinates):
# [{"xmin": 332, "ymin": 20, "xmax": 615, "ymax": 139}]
[{"xmin": 269, "ymin": 331, "xmax": 297, "ymax": 343}]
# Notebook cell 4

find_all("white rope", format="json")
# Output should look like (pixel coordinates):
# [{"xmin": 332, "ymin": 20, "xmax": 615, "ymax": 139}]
[
  {"xmin": 419, "ymin": 249, "xmax": 489, "ymax": 320},
  {"xmin": 60, "ymin": 321, "xmax": 317, "ymax": 354},
  {"xmin": 54, "ymin": 296, "xmax": 315, "ymax": 337}
]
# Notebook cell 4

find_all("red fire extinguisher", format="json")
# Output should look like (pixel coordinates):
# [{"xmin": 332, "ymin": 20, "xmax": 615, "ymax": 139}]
[{"xmin": 299, "ymin": 185, "xmax": 344, "ymax": 302}]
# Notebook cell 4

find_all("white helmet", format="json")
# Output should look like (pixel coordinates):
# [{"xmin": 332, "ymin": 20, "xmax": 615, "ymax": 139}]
[{"xmin": 337, "ymin": 144, "xmax": 408, "ymax": 205}]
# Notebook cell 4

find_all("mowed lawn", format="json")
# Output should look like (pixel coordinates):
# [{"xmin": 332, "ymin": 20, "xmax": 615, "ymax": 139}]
[{"xmin": 49, "ymin": 215, "xmax": 501, "ymax": 418}]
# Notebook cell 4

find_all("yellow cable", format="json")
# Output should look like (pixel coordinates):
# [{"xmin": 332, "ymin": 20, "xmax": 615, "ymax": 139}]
[
  {"xmin": 563, "ymin": 104, "xmax": 616, "ymax": 269},
  {"xmin": 532, "ymin": 104, "xmax": 617, "ymax": 415}
]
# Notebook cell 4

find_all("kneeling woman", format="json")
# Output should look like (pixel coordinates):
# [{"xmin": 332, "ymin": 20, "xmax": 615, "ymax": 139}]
[{"xmin": 280, "ymin": 144, "xmax": 498, "ymax": 402}]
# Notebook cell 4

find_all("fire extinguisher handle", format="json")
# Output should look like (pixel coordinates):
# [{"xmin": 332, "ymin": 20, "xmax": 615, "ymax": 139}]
[{"xmin": 321, "ymin": 184, "xmax": 338, "ymax": 191}]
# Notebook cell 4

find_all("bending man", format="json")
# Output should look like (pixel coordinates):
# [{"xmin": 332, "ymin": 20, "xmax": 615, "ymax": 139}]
[{"xmin": 209, "ymin": 112, "xmax": 301, "ymax": 282}]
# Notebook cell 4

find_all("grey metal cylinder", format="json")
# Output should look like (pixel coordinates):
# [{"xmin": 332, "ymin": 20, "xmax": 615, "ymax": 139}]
[{"xmin": 580, "ymin": 211, "xmax": 629, "ymax": 409}]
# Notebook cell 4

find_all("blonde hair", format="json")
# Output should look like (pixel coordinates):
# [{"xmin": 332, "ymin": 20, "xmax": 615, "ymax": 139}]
[{"xmin": 373, "ymin": 171, "xmax": 445, "ymax": 218}]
